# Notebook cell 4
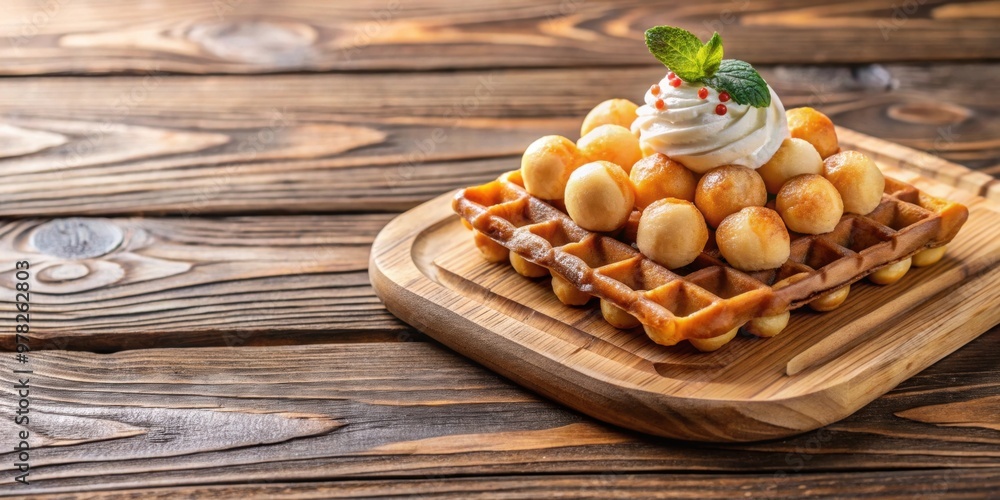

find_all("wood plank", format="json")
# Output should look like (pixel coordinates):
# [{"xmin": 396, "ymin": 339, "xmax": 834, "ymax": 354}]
[
  {"xmin": 23, "ymin": 469, "xmax": 1000, "ymax": 499},
  {"xmin": 0, "ymin": 331, "xmax": 997, "ymax": 493},
  {"xmin": 0, "ymin": 0, "xmax": 998, "ymax": 75},
  {"xmin": 0, "ymin": 64, "xmax": 997, "ymax": 217},
  {"xmin": 0, "ymin": 215, "xmax": 416, "ymax": 351},
  {"xmin": 0, "ymin": 132, "xmax": 984, "ymax": 353}
]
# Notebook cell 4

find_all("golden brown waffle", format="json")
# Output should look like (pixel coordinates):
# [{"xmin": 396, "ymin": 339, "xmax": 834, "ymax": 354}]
[{"xmin": 452, "ymin": 170, "xmax": 969, "ymax": 345}]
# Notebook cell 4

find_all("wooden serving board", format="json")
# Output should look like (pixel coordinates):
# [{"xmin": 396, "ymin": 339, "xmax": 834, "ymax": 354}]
[{"xmin": 369, "ymin": 129, "xmax": 1000, "ymax": 442}]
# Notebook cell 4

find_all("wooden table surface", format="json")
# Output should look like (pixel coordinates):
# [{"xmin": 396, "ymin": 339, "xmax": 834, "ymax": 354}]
[{"xmin": 1, "ymin": 1, "xmax": 998, "ymax": 497}]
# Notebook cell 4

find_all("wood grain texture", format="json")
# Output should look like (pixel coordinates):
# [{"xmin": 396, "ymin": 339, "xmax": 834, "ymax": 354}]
[
  {"xmin": 0, "ymin": 1, "xmax": 993, "ymax": 495},
  {"xmin": 896, "ymin": 395, "xmax": 1000, "ymax": 432},
  {"xmin": 22, "ymin": 469, "xmax": 1000, "ymax": 499},
  {"xmin": 0, "ymin": 64, "xmax": 997, "ymax": 217},
  {"xmin": 0, "ymin": 0, "xmax": 999, "ymax": 75},
  {"xmin": 0, "ymin": 215, "xmax": 416, "ymax": 351},
  {"xmin": 0, "ymin": 133, "xmax": 985, "ymax": 353},
  {"xmin": 1, "ymin": 331, "xmax": 998, "ymax": 494}
]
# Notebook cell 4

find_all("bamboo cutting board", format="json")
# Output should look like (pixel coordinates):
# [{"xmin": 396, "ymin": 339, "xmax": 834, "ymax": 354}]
[{"xmin": 369, "ymin": 129, "xmax": 1000, "ymax": 442}]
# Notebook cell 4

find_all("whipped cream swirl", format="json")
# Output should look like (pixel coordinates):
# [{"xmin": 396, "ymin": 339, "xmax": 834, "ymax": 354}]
[{"xmin": 631, "ymin": 75, "xmax": 788, "ymax": 173}]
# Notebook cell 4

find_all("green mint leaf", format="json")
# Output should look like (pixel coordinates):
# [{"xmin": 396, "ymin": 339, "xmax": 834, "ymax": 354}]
[
  {"xmin": 697, "ymin": 32, "xmax": 723, "ymax": 77},
  {"xmin": 703, "ymin": 59, "xmax": 771, "ymax": 107},
  {"xmin": 644, "ymin": 26, "xmax": 704, "ymax": 82}
]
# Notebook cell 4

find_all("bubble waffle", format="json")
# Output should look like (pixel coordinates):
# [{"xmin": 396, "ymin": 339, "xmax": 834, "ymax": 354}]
[{"xmin": 453, "ymin": 170, "xmax": 969, "ymax": 346}]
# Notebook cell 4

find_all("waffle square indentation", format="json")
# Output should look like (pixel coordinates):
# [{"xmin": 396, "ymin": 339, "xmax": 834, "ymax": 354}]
[
  {"xmin": 644, "ymin": 282, "xmax": 717, "ymax": 318},
  {"xmin": 562, "ymin": 235, "xmax": 637, "ymax": 268},
  {"xmin": 596, "ymin": 257, "xmax": 679, "ymax": 291}
]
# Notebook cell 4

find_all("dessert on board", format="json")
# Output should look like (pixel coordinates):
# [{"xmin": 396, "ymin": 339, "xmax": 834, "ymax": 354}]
[{"xmin": 453, "ymin": 26, "xmax": 968, "ymax": 352}]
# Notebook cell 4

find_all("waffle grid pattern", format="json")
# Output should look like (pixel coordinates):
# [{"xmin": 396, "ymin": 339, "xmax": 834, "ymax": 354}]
[{"xmin": 453, "ymin": 171, "xmax": 968, "ymax": 345}]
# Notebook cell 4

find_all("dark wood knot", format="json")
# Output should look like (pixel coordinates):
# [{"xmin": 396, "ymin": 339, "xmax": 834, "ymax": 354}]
[
  {"xmin": 32, "ymin": 218, "xmax": 123, "ymax": 259},
  {"xmin": 187, "ymin": 20, "xmax": 316, "ymax": 66},
  {"xmin": 887, "ymin": 102, "xmax": 971, "ymax": 126}
]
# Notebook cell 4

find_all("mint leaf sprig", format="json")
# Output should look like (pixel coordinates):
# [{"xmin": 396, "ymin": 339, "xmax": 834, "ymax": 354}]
[
  {"xmin": 644, "ymin": 26, "xmax": 771, "ymax": 108},
  {"xmin": 703, "ymin": 60, "xmax": 771, "ymax": 109}
]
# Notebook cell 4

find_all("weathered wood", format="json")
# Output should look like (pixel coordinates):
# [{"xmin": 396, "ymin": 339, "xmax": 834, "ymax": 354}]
[
  {"xmin": 0, "ymin": 331, "xmax": 997, "ymax": 494},
  {"xmin": 0, "ymin": 0, "xmax": 998, "ymax": 75},
  {"xmin": 30, "ymin": 219, "xmax": 124, "ymax": 260},
  {"xmin": 0, "ymin": 133, "xmax": 985, "ymax": 353},
  {"xmin": 0, "ymin": 215, "xmax": 416, "ymax": 351},
  {"xmin": 0, "ymin": 64, "xmax": 997, "ymax": 217},
  {"xmin": 23, "ymin": 469, "xmax": 1000, "ymax": 499},
  {"xmin": 0, "ymin": 2, "xmax": 992, "ymax": 495}
]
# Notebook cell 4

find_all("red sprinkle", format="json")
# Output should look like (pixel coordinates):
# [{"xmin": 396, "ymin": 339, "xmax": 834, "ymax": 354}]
[
  {"xmin": 667, "ymin": 72, "xmax": 676, "ymax": 80},
  {"xmin": 698, "ymin": 87, "xmax": 709, "ymax": 99},
  {"xmin": 650, "ymin": 84, "xmax": 660, "ymax": 96},
  {"xmin": 654, "ymin": 98, "xmax": 665, "ymax": 110},
  {"xmin": 715, "ymin": 104, "xmax": 728, "ymax": 115},
  {"xmin": 719, "ymin": 91, "xmax": 731, "ymax": 102},
  {"xmin": 669, "ymin": 78, "xmax": 682, "ymax": 88}
]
